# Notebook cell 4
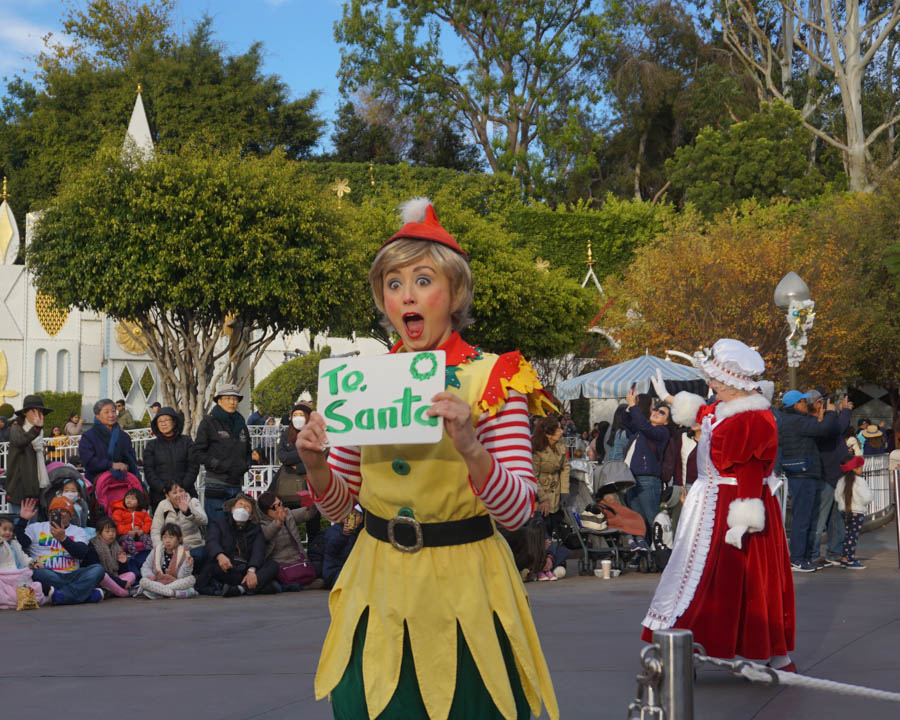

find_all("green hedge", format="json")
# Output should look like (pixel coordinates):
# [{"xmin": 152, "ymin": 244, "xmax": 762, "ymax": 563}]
[
  {"xmin": 252, "ymin": 347, "xmax": 331, "ymax": 419},
  {"xmin": 38, "ymin": 391, "xmax": 83, "ymax": 429},
  {"xmin": 504, "ymin": 195, "xmax": 673, "ymax": 280},
  {"xmin": 298, "ymin": 161, "xmax": 521, "ymax": 217}
]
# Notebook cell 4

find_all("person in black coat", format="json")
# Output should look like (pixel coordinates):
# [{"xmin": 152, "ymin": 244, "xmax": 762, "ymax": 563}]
[
  {"xmin": 190, "ymin": 384, "xmax": 252, "ymax": 520},
  {"xmin": 195, "ymin": 494, "xmax": 278, "ymax": 596},
  {"xmin": 143, "ymin": 407, "xmax": 200, "ymax": 510},
  {"xmin": 777, "ymin": 390, "xmax": 839, "ymax": 571}
]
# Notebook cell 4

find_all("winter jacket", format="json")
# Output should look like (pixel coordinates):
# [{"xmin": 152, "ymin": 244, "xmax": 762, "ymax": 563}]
[
  {"xmin": 533, "ymin": 442, "xmax": 570, "ymax": 513},
  {"xmin": 259, "ymin": 508, "xmax": 312, "ymax": 564},
  {"xmin": 0, "ymin": 537, "xmax": 30, "ymax": 570},
  {"xmin": 190, "ymin": 411, "xmax": 252, "ymax": 487},
  {"xmin": 140, "ymin": 544, "xmax": 193, "ymax": 581},
  {"xmin": 78, "ymin": 423, "xmax": 140, "ymax": 483},
  {"xmin": 151, "ymin": 496, "xmax": 207, "ymax": 550},
  {"xmin": 6, "ymin": 421, "xmax": 43, "ymax": 504},
  {"xmin": 816, "ymin": 408, "xmax": 853, "ymax": 487},
  {"xmin": 64, "ymin": 418, "xmax": 83, "ymax": 436},
  {"xmin": 117, "ymin": 409, "xmax": 136, "ymax": 430},
  {"xmin": 623, "ymin": 406, "xmax": 669, "ymax": 478},
  {"xmin": 322, "ymin": 521, "xmax": 360, "ymax": 589},
  {"xmin": 143, "ymin": 408, "xmax": 200, "ymax": 501},
  {"xmin": 276, "ymin": 426, "xmax": 306, "ymax": 474},
  {"xmin": 205, "ymin": 513, "xmax": 266, "ymax": 570},
  {"xmin": 834, "ymin": 476, "xmax": 874, "ymax": 514},
  {"xmin": 88, "ymin": 536, "xmax": 128, "ymax": 576},
  {"xmin": 110, "ymin": 499, "xmax": 153, "ymax": 536},
  {"xmin": 777, "ymin": 408, "xmax": 839, "ymax": 480}
]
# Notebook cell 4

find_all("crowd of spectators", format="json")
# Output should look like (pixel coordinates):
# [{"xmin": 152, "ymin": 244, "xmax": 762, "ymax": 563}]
[{"xmin": 0, "ymin": 388, "xmax": 355, "ymax": 609}]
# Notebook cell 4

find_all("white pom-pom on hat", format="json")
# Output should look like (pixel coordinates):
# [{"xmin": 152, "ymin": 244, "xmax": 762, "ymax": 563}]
[
  {"xmin": 381, "ymin": 197, "xmax": 468, "ymax": 259},
  {"xmin": 399, "ymin": 197, "xmax": 432, "ymax": 224}
]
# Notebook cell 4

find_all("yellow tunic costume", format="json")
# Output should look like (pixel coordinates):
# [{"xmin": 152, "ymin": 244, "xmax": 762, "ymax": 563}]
[{"xmin": 315, "ymin": 335, "xmax": 559, "ymax": 720}]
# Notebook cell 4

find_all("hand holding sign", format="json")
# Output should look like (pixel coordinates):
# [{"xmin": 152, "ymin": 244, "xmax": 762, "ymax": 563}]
[{"xmin": 426, "ymin": 391, "xmax": 478, "ymax": 459}]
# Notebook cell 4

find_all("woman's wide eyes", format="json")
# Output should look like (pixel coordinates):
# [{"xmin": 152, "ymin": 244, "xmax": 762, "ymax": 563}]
[{"xmin": 387, "ymin": 275, "xmax": 431, "ymax": 290}]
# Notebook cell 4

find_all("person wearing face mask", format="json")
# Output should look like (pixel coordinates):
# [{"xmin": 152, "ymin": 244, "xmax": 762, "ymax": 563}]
[
  {"xmin": 143, "ymin": 406, "xmax": 200, "ymax": 510},
  {"xmin": 273, "ymin": 403, "xmax": 318, "ymax": 517},
  {"xmin": 195, "ymin": 494, "xmax": 278, "ymax": 596}
]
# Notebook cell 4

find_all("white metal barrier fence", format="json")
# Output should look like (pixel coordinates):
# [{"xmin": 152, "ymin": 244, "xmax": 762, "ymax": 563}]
[{"xmin": 0, "ymin": 425, "xmax": 284, "ymax": 514}]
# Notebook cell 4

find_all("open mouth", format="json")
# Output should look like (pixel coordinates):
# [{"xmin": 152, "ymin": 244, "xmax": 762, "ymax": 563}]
[{"xmin": 403, "ymin": 312, "xmax": 424, "ymax": 339}]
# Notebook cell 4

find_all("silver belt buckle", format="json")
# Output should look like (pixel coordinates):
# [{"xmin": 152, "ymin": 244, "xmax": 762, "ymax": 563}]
[{"xmin": 387, "ymin": 515, "xmax": 424, "ymax": 553}]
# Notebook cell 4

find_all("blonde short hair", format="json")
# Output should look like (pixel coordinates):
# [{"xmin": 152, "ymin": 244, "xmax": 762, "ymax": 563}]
[{"xmin": 369, "ymin": 239, "xmax": 474, "ymax": 333}]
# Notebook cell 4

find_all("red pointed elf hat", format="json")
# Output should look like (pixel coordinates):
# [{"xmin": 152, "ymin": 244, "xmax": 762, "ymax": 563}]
[{"xmin": 380, "ymin": 198, "xmax": 468, "ymax": 260}]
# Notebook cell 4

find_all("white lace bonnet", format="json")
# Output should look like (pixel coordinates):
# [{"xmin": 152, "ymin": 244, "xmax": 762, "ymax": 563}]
[{"xmin": 694, "ymin": 339, "xmax": 766, "ymax": 392}]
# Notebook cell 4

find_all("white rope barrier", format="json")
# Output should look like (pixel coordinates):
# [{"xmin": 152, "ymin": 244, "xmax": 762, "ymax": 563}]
[{"xmin": 697, "ymin": 654, "xmax": 900, "ymax": 703}]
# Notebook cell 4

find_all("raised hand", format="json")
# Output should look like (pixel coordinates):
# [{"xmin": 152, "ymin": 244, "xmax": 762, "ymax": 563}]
[
  {"xmin": 426, "ymin": 392, "xmax": 478, "ymax": 458},
  {"xmin": 19, "ymin": 497, "xmax": 38, "ymax": 521}
]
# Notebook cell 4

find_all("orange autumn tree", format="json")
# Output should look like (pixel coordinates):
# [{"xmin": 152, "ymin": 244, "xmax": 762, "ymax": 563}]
[{"xmin": 601, "ymin": 202, "xmax": 868, "ymax": 391}]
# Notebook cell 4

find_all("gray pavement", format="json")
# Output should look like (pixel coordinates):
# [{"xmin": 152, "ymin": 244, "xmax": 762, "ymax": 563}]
[{"xmin": 2, "ymin": 524, "xmax": 898, "ymax": 720}]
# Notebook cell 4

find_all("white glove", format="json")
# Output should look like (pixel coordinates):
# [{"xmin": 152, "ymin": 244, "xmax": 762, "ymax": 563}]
[
  {"xmin": 724, "ymin": 525, "xmax": 747, "ymax": 550},
  {"xmin": 651, "ymin": 369, "xmax": 671, "ymax": 402}
]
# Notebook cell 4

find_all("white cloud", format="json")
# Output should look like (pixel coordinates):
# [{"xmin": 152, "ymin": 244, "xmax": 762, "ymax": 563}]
[{"xmin": 0, "ymin": 16, "xmax": 52, "ymax": 56}]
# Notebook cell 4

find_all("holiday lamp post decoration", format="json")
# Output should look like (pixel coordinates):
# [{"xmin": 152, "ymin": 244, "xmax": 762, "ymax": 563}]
[{"xmin": 774, "ymin": 271, "xmax": 815, "ymax": 388}]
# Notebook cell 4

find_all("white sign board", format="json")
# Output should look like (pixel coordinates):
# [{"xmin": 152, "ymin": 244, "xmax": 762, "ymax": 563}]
[{"xmin": 316, "ymin": 351, "xmax": 446, "ymax": 446}]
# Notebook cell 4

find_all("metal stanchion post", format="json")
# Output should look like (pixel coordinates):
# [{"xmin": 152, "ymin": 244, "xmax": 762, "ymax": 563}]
[{"xmin": 654, "ymin": 629, "xmax": 694, "ymax": 720}]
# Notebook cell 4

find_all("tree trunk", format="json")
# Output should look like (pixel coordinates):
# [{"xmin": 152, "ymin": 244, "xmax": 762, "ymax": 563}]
[
  {"xmin": 781, "ymin": 7, "xmax": 794, "ymax": 105},
  {"xmin": 634, "ymin": 129, "xmax": 648, "ymax": 200},
  {"xmin": 839, "ymin": 1, "xmax": 869, "ymax": 191}
]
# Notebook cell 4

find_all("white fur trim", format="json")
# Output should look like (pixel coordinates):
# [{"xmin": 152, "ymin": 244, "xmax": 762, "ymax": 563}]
[
  {"xmin": 399, "ymin": 197, "xmax": 431, "ymax": 224},
  {"xmin": 727, "ymin": 498, "xmax": 765, "ymax": 533},
  {"xmin": 671, "ymin": 391, "xmax": 705, "ymax": 427},
  {"xmin": 714, "ymin": 393, "xmax": 770, "ymax": 421}
]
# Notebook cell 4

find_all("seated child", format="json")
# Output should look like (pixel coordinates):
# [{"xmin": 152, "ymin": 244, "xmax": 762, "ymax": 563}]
[
  {"xmin": 536, "ymin": 537, "xmax": 569, "ymax": 582},
  {"xmin": 89, "ymin": 517, "xmax": 137, "ymax": 598},
  {"xmin": 112, "ymin": 489, "xmax": 153, "ymax": 556},
  {"xmin": 0, "ymin": 512, "xmax": 48, "ymax": 609},
  {"xmin": 138, "ymin": 523, "xmax": 196, "ymax": 599}
]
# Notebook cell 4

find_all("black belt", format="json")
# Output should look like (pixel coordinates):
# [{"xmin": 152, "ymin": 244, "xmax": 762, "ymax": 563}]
[{"xmin": 365, "ymin": 511, "xmax": 494, "ymax": 553}]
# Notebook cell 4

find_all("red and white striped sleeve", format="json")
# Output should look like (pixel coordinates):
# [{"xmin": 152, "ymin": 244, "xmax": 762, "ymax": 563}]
[
  {"xmin": 471, "ymin": 390, "xmax": 537, "ymax": 530},
  {"xmin": 314, "ymin": 445, "xmax": 362, "ymax": 521}
]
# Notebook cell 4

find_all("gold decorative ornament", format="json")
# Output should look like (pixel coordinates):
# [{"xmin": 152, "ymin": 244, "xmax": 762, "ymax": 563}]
[
  {"xmin": 35, "ymin": 292, "xmax": 69, "ymax": 336},
  {"xmin": 535, "ymin": 257, "xmax": 550, "ymax": 272},
  {"xmin": 0, "ymin": 350, "xmax": 19, "ymax": 402},
  {"xmin": 137, "ymin": 83, "xmax": 142, "ymax": 93},
  {"xmin": 331, "ymin": 178, "xmax": 351, "ymax": 206},
  {"xmin": 369, "ymin": 163, "xmax": 375, "ymax": 187},
  {"xmin": 116, "ymin": 320, "xmax": 145, "ymax": 355},
  {"xmin": 1, "ymin": 176, "xmax": 8, "ymax": 200},
  {"xmin": 586, "ymin": 238, "xmax": 594, "ymax": 267}
]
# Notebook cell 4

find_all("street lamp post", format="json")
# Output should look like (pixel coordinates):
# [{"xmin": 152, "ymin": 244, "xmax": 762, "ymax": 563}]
[{"xmin": 774, "ymin": 272, "xmax": 815, "ymax": 389}]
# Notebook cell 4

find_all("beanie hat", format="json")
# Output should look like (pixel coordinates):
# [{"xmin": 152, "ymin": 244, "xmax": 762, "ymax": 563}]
[
  {"xmin": 49, "ymin": 495, "xmax": 75, "ymax": 516},
  {"xmin": 380, "ymin": 198, "xmax": 468, "ymax": 260}
]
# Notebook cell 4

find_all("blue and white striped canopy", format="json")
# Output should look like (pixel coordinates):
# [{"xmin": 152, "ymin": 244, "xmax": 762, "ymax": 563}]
[{"xmin": 555, "ymin": 354, "xmax": 705, "ymax": 400}]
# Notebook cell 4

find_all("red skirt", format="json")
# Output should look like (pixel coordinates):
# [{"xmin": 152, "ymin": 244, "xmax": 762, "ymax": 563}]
[{"xmin": 641, "ymin": 486, "xmax": 795, "ymax": 659}]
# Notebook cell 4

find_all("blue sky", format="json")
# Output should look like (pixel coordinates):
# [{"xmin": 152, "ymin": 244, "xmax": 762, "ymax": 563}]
[{"xmin": 0, "ymin": 0, "xmax": 350, "ymax": 151}]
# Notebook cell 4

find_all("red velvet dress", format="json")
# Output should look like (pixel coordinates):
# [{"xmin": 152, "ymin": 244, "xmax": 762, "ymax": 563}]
[{"xmin": 641, "ymin": 395, "xmax": 795, "ymax": 660}]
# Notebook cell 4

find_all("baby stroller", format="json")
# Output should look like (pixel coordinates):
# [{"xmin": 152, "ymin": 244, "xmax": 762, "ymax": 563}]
[
  {"xmin": 94, "ymin": 469, "xmax": 145, "ymax": 518},
  {"xmin": 39, "ymin": 462, "xmax": 96, "ymax": 529},
  {"xmin": 650, "ymin": 485, "xmax": 682, "ymax": 572},
  {"xmin": 562, "ymin": 461, "xmax": 634, "ymax": 575}
]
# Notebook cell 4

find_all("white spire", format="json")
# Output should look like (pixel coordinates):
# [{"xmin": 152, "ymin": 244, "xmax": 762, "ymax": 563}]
[
  {"xmin": 0, "ymin": 177, "xmax": 20, "ymax": 265},
  {"xmin": 122, "ymin": 86, "xmax": 154, "ymax": 162}
]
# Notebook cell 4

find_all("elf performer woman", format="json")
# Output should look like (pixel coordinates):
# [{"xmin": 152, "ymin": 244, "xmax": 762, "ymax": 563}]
[
  {"xmin": 296, "ymin": 199, "xmax": 559, "ymax": 720},
  {"xmin": 642, "ymin": 339, "xmax": 796, "ymax": 671}
]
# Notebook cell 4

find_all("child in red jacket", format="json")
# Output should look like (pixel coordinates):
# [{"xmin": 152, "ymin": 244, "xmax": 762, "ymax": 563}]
[{"xmin": 111, "ymin": 489, "xmax": 153, "ymax": 556}]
